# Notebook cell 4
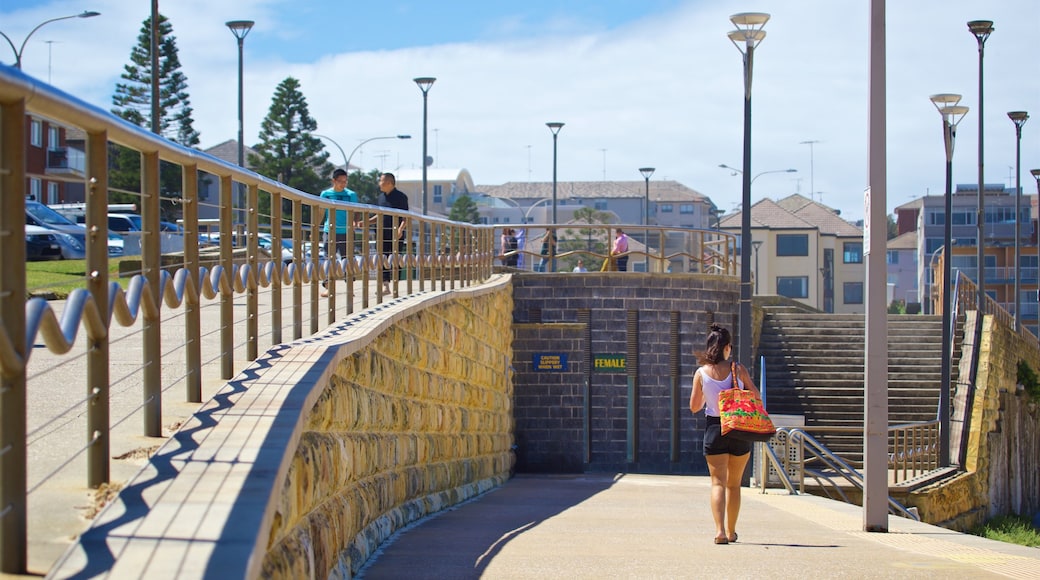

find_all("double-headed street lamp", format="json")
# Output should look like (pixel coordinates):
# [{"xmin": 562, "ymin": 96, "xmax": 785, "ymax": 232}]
[
  {"xmin": 728, "ymin": 11, "xmax": 769, "ymax": 370},
  {"xmin": 930, "ymin": 92, "xmax": 969, "ymax": 468},
  {"xmin": 547, "ymin": 122, "xmax": 565, "ymax": 225},
  {"xmin": 414, "ymin": 77, "xmax": 436, "ymax": 216},
  {"xmin": 639, "ymin": 167, "xmax": 655, "ymax": 272},
  {"xmin": 1008, "ymin": 111, "xmax": 1029, "ymax": 334},
  {"xmin": 315, "ymin": 134, "xmax": 412, "ymax": 174},
  {"xmin": 719, "ymin": 164, "xmax": 797, "ymax": 186},
  {"xmin": 0, "ymin": 10, "xmax": 99, "ymax": 70}
]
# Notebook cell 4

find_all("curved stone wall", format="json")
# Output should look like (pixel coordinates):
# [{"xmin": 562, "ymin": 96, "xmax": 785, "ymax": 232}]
[{"xmin": 259, "ymin": 289, "xmax": 515, "ymax": 577}]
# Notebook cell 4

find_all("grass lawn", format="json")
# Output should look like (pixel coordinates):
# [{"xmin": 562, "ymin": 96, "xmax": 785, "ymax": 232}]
[
  {"xmin": 971, "ymin": 514, "xmax": 1040, "ymax": 548},
  {"xmin": 26, "ymin": 258, "xmax": 134, "ymax": 300}
]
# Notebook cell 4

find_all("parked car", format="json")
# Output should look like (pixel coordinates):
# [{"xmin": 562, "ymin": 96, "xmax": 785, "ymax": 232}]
[
  {"xmin": 26, "ymin": 201, "xmax": 86, "ymax": 259},
  {"xmin": 107, "ymin": 213, "xmax": 143, "ymax": 233},
  {"xmin": 25, "ymin": 224, "xmax": 65, "ymax": 261},
  {"xmin": 258, "ymin": 234, "xmax": 294, "ymax": 264}
]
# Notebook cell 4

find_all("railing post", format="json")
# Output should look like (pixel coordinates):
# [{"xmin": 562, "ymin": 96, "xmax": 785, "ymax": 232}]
[
  {"xmin": 270, "ymin": 190, "xmax": 283, "ymax": 344},
  {"xmin": 310, "ymin": 200, "xmax": 320, "ymax": 334},
  {"xmin": 0, "ymin": 97, "xmax": 28, "ymax": 575},
  {"xmin": 141, "ymin": 151, "xmax": 162, "ymax": 436},
  {"xmin": 246, "ymin": 183, "xmax": 259, "ymax": 361},
  {"xmin": 292, "ymin": 197, "xmax": 303, "ymax": 340},
  {"xmin": 85, "ymin": 130, "xmax": 111, "ymax": 485},
  {"xmin": 182, "ymin": 163, "xmax": 202, "ymax": 403},
  {"xmin": 219, "ymin": 175, "xmax": 234, "ymax": 379}
]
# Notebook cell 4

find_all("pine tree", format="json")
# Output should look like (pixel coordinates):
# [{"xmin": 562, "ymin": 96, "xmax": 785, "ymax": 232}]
[
  {"xmin": 448, "ymin": 194, "xmax": 481, "ymax": 224},
  {"xmin": 112, "ymin": 13, "xmax": 199, "ymax": 145},
  {"xmin": 109, "ymin": 13, "xmax": 200, "ymax": 219},
  {"xmin": 250, "ymin": 77, "xmax": 333, "ymax": 224}
]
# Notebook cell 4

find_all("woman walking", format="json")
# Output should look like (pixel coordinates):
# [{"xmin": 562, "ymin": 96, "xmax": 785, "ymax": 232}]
[{"xmin": 689, "ymin": 323, "xmax": 760, "ymax": 544}]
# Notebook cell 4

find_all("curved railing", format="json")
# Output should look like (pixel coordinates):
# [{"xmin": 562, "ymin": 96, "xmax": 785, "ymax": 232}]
[{"xmin": 0, "ymin": 65, "xmax": 739, "ymax": 574}]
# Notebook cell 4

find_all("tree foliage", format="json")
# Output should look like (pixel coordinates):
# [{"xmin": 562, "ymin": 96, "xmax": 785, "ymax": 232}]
[
  {"xmin": 349, "ymin": 170, "xmax": 382, "ymax": 205},
  {"xmin": 558, "ymin": 206, "xmax": 614, "ymax": 269},
  {"xmin": 448, "ymin": 194, "xmax": 481, "ymax": 224},
  {"xmin": 109, "ymin": 13, "xmax": 200, "ymax": 219}
]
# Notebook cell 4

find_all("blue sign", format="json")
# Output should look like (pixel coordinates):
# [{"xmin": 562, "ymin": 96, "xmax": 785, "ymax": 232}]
[{"xmin": 533, "ymin": 353, "xmax": 567, "ymax": 371}]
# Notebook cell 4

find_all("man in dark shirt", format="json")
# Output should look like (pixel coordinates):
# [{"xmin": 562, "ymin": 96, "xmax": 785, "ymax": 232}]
[{"xmin": 377, "ymin": 172, "xmax": 408, "ymax": 294}]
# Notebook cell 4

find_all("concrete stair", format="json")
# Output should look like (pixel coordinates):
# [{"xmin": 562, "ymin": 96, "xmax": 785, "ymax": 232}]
[{"xmin": 757, "ymin": 312, "xmax": 961, "ymax": 464}]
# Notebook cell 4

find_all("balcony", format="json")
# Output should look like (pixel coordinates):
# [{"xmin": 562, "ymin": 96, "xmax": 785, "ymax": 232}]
[{"xmin": 45, "ymin": 146, "xmax": 85, "ymax": 177}]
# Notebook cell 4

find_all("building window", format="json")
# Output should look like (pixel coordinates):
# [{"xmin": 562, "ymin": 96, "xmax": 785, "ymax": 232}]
[
  {"xmin": 844, "ymin": 282, "xmax": 864, "ymax": 304},
  {"xmin": 886, "ymin": 250, "xmax": 898, "ymax": 265},
  {"xmin": 777, "ymin": 276, "xmax": 808, "ymax": 298},
  {"xmin": 47, "ymin": 182, "xmax": 59, "ymax": 204},
  {"xmin": 594, "ymin": 201, "xmax": 608, "ymax": 210},
  {"xmin": 433, "ymin": 184, "xmax": 443, "ymax": 203},
  {"xmin": 48, "ymin": 126, "xmax": 60, "ymax": 149},
  {"xmin": 843, "ymin": 242, "xmax": 863, "ymax": 264},
  {"xmin": 952, "ymin": 211, "xmax": 974, "ymax": 225},
  {"xmin": 30, "ymin": 119, "xmax": 43, "ymax": 147},
  {"xmin": 659, "ymin": 204, "xmax": 673, "ymax": 213},
  {"xmin": 776, "ymin": 234, "xmax": 809, "ymax": 256},
  {"xmin": 927, "ymin": 210, "xmax": 945, "ymax": 225},
  {"xmin": 679, "ymin": 204, "xmax": 694, "ymax": 214},
  {"xmin": 29, "ymin": 177, "xmax": 42, "ymax": 200}
]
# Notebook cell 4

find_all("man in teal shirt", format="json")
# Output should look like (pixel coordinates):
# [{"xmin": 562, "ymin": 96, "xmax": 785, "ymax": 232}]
[
  {"xmin": 321, "ymin": 168, "xmax": 357, "ymax": 260},
  {"xmin": 320, "ymin": 168, "xmax": 357, "ymax": 296}
]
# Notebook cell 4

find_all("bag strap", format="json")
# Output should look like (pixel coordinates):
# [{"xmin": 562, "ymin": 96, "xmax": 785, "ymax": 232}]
[{"xmin": 730, "ymin": 362, "xmax": 743, "ymax": 390}]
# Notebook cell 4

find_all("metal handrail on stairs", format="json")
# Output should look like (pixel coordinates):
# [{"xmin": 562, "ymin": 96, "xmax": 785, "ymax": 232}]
[{"xmin": 780, "ymin": 427, "xmax": 920, "ymax": 520}]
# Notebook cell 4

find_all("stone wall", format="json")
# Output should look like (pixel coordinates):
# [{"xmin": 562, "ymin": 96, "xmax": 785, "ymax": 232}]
[
  {"xmin": 260, "ymin": 288, "xmax": 515, "ymax": 578},
  {"xmin": 510, "ymin": 273, "xmax": 740, "ymax": 474},
  {"xmin": 908, "ymin": 313, "xmax": 1040, "ymax": 529}
]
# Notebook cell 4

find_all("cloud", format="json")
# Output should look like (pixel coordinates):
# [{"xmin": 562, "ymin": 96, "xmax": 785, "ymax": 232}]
[{"xmin": 4, "ymin": 0, "xmax": 1038, "ymax": 222}]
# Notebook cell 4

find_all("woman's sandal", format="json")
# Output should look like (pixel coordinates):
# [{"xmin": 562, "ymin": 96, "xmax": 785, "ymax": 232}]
[
  {"xmin": 713, "ymin": 536, "xmax": 729, "ymax": 545},
  {"xmin": 727, "ymin": 533, "xmax": 738, "ymax": 543}
]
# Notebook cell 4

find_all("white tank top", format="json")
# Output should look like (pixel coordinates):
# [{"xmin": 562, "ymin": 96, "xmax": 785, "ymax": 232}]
[{"xmin": 699, "ymin": 365, "xmax": 743, "ymax": 417}]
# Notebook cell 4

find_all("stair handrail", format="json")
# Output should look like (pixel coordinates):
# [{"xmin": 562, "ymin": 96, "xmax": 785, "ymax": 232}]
[{"xmin": 782, "ymin": 428, "xmax": 921, "ymax": 521}]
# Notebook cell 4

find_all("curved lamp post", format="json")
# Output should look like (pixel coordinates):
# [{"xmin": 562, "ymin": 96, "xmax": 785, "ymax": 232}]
[
  {"xmin": 1033, "ymin": 167, "xmax": 1040, "ymax": 342},
  {"xmin": 719, "ymin": 164, "xmax": 797, "ymax": 186},
  {"xmin": 930, "ymin": 92, "xmax": 969, "ymax": 467},
  {"xmin": 728, "ymin": 11, "xmax": 770, "ymax": 371},
  {"xmin": 347, "ymin": 135, "xmax": 411, "ymax": 175},
  {"xmin": 414, "ymin": 77, "xmax": 435, "ymax": 216},
  {"xmin": 639, "ymin": 167, "xmax": 655, "ymax": 272},
  {"xmin": 547, "ymin": 122, "xmax": 565, "ymax": 225},
  {"xmin": 0, "ymin": 10, "xmax": 99, "ymax": 70},
  {"xmin": 1008, "ymin": 111, "xmax": 1028, "ymax": 334}
]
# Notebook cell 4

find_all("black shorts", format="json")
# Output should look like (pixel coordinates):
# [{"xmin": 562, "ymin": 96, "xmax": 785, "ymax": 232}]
[{"xmin": 703, "ymin": 415, "xmax": 752, "ymax": 457}]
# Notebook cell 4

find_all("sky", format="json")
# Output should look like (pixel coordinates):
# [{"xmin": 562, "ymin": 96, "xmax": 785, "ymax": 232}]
[{"xmin": 1, "ymin": 0, "xmax": 1038, "ymax": 223}]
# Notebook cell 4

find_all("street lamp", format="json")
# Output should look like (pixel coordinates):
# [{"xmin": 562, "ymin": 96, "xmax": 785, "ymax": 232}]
[
  {"xmin": 226, "ymin": 20, "xmax": 254, "ymax": 168},
  {"xmin": 414, "ymin": 77, "xmax": 435, "ymax": 215},
  {"xmin": 640, "ymin": 167, "xmax": 655, "ymax": 272},
  {"xmin": 1033, "ymin": 167, "xmax": 1040, "ymax": 341},
  {"xmin": 930, "ymin": 92, "xmax": 969, "ymax": 467},
  {"xmin": 547, "ymin": 122, "xmax": 565, "ymax": 225},
  {"xmin": 346, "ymin": 135, "xmax": 411, "ymax": 175},
  {"xmin": 719, "ymin": 164, "xmax": 797, "ymax": 186},
  {"xmin": 968, "ymin": 19, "xmax": 993, "ymax": 316},
  {"xmin": 728, "ymin": 11, "xmax": 769, "ymax": 370},
  {"xmin": 1008, "ymin": 111, "xmax": 1029, "ymax": 334},
  {"xmin": 0, "ymin": 10, "xmax": 99, "ymax": 70}
]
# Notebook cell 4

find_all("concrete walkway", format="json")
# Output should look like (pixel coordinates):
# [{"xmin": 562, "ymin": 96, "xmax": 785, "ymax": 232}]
[{"xmin": 358, "ymin": 473, "xmax": 1040, "ymax": 580}]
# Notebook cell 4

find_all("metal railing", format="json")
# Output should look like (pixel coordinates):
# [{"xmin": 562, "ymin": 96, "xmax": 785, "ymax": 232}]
[
  {"xmin": 771, "ymin": 427, "xmax": 923, "ymax": 520},
  {"xmin": 0, "ymin": 66, "xmax": 739, "ymax": 574}
]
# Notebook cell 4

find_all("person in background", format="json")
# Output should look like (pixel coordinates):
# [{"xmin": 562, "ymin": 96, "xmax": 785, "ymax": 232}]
[
  {"xmin": 371, "ymin": 172, "xmax": 408, "ymax": 295},
  {"xmin": 572, "ymin": 259, "xmax": 587, "ymax": 272},
  {"xmin": 537, "ymin": 230, "xmax": 557, "ymax": 272},
  {"xmin": 612, "ymin": 228, "xmax": 630, "ymax": 272},
  {"xmin": 320, "ymin": 168, "xmax": 357, "ymax": 296},
  {"xmin": 688, "ymin": 323, "xmax": 760, "ymax": 545}
]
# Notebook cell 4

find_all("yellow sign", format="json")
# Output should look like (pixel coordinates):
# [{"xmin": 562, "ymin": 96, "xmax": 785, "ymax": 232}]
[{"xmin": 593, "ymin": 354, "xmax": 626, "ymax": 372}]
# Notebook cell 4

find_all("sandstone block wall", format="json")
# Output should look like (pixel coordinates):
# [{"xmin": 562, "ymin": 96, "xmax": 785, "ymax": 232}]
[{"xmin": 260, "ymin": 290, "xmax": 515, "ymax": 578}]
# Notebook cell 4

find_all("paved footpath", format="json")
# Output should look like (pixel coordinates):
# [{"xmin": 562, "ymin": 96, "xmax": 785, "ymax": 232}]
[{"xmin": 358, "ymin": 473, "xmax": 1040, "ymax": 580}]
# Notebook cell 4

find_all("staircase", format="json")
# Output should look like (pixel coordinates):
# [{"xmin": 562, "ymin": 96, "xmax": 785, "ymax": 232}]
[{"xmin": 757, "ymin": 312, "xmax": 961, "ymax": 464}]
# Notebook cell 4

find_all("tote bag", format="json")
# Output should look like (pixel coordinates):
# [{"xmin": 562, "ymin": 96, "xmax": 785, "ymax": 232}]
[{"xmin": 718, "ymin": 362, "xmax": 776, "ymax": 442}]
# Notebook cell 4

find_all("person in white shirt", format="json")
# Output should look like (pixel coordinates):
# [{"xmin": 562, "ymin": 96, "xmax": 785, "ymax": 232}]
[{"xmin": 572, "ymin": 259, "xmax": 587, "ymax": 272}]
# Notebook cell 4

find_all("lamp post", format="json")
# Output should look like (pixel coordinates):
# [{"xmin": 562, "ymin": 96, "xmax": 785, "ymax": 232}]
[
  {"xmin": 640, "ymin": 167, "xmax": 655, "ymax": 272},
  {"xmin": 316, "ymin": 134, "xmax": 411, "ymax": 174},
  {"xmin": 968, "ymin": 20, "xmax": 993, "ymax": 315},
  {"xmin": 930, "ymin": 92, "xmax": 969, "ymax": 468},
  {"xmin": 226, "ymin": 20, "xmax": 254, "ymax": 169},
  {"xmin": 414, "ymin": 77, "xmax": 435, "ymax": 215},
  {"xmin": 1008, "ymin": 111, "xmax": 1029, "ymax": 333},
  {"xmin": 728, "ymin": 11, "xmax": 769, "ymax": 370},
  {"xmin": 547, "ymin": 122, "xmax": 565, "ymax": 225},
  {"xmin": 0, "ymin": 10, "xmax": 99, "ymax": 70},
  {"xmin": 1033, "ymin": 167, "xmax": 1040, "ymax": 341}
]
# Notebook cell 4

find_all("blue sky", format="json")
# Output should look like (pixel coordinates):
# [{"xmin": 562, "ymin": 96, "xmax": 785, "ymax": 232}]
[{"xmin": 1, "ymin": 0, "xmax": 1038, "ymax": 223}]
